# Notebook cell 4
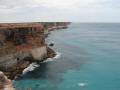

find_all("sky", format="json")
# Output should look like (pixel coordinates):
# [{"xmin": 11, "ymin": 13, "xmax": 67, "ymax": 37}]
[{"xmin": 0, "ymin": 0, "xmax": 120, "ymax": 23}]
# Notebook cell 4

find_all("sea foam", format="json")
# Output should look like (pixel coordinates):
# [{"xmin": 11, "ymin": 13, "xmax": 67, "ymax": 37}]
[
  {"xmin": 22, "ymin": 52, "xmax": 61, "ymax": 74},
  {"xmin": 78, "ymin": 83, "xmax": 87, "ymax": 87},
  {"xmin": 54, "ymin": 52, "xmax": 61, "ymax": 59},
  {"xmin": 42, "ymin": 52, "xmax": 61, "ymax": 63},
  {"xmin": 22, "ymin": 63, "xmax": 40, "ymax": 75}
]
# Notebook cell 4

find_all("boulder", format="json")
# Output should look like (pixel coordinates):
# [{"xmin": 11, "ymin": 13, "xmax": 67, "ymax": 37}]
[{"xmin": 49, "ymin": 43, "xmax": 54, "ymax": 46}]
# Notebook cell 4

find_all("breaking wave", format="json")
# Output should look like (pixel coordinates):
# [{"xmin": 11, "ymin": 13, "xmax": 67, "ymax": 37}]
[
  {"xmin": 22, "ymin": 63, "xmax": 40, "ymax": 75},
  {"xmin": 22, "ymin": 52, "xmax": 61, "ymax": 74}
]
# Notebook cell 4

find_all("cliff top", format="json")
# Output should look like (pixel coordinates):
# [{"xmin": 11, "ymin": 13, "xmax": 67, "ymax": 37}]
[{"xmin": 0, "ymin": 22, "xmax": 70, "ymax": 29}]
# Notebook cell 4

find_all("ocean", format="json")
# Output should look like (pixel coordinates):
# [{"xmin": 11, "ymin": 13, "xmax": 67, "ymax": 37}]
[{"xmin": 13, "ymin": 23, "xmax": 120, "ymax": 90}]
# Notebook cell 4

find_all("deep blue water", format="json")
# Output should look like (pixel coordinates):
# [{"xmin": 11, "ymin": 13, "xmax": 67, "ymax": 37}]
[{"xmin": 13, "ymin": 23, "xmax": 120, "ymax": 90}]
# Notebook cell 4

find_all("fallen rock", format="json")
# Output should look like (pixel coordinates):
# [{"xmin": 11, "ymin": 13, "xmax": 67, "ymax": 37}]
[
  {"xmin": 49, "ymin": 43, "xmax": 54, "ymax": 46},
  {"xmin": 47, "ymin": 47, "xmax": 56, "ymax": 58}
]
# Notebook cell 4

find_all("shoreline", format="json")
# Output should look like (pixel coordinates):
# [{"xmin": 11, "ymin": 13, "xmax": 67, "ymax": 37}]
[{"xmin": 0, "ymin": 22, "xmax": 70, "ymax": 90}]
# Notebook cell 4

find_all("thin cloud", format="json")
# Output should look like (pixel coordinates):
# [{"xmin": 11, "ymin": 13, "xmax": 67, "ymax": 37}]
[{"xmin": 0, "ymin": 0, "xmax": 120, "ymax": 22}]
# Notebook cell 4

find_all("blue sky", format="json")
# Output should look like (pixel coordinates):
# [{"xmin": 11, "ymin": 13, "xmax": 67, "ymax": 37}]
[{"xmin": 0, "ymin": 0, "xmax": 120, "ymax": 23}]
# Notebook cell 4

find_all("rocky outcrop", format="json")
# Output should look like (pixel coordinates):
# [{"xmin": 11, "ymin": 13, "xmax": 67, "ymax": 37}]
[
  {"xmin": 0, "ymin": 71, "xmax": 15, "ymax": 90},
  {"xmin": 0, "ymin": 22, "xmax": 70, "ymax": 79}
]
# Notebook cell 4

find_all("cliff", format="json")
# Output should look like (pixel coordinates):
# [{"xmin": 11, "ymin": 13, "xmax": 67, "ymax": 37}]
[
  {"xmin": 0, "ymin": 22, "xmax": 70, "ymax": 79},
  {"xmin": 0, "ymin": 71, "xmax": 15, "ymax": 90}
]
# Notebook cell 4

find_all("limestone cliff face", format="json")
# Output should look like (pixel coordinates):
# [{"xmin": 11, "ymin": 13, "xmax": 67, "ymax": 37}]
[
  {"xmin": 0, "ymin": 26, "xmax": 45, "ymax": 70},
  {"xmin": 0, "ymin": 22, "xmax": 70, "ymax": 79}
]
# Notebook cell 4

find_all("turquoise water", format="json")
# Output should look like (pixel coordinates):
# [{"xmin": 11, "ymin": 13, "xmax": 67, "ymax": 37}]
[{"xmin": 13, "ymin": 23, "xmax": 120, "ymax": 90}]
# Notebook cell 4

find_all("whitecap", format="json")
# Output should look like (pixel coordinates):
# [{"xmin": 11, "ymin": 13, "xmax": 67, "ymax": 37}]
[
  {"xmin": 78, "ymin": 83, "xmax": 87, "ymax": 87},
  {"xmin": 22, "ymin": 63, "xmax": 40, "ymax": 75}
]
